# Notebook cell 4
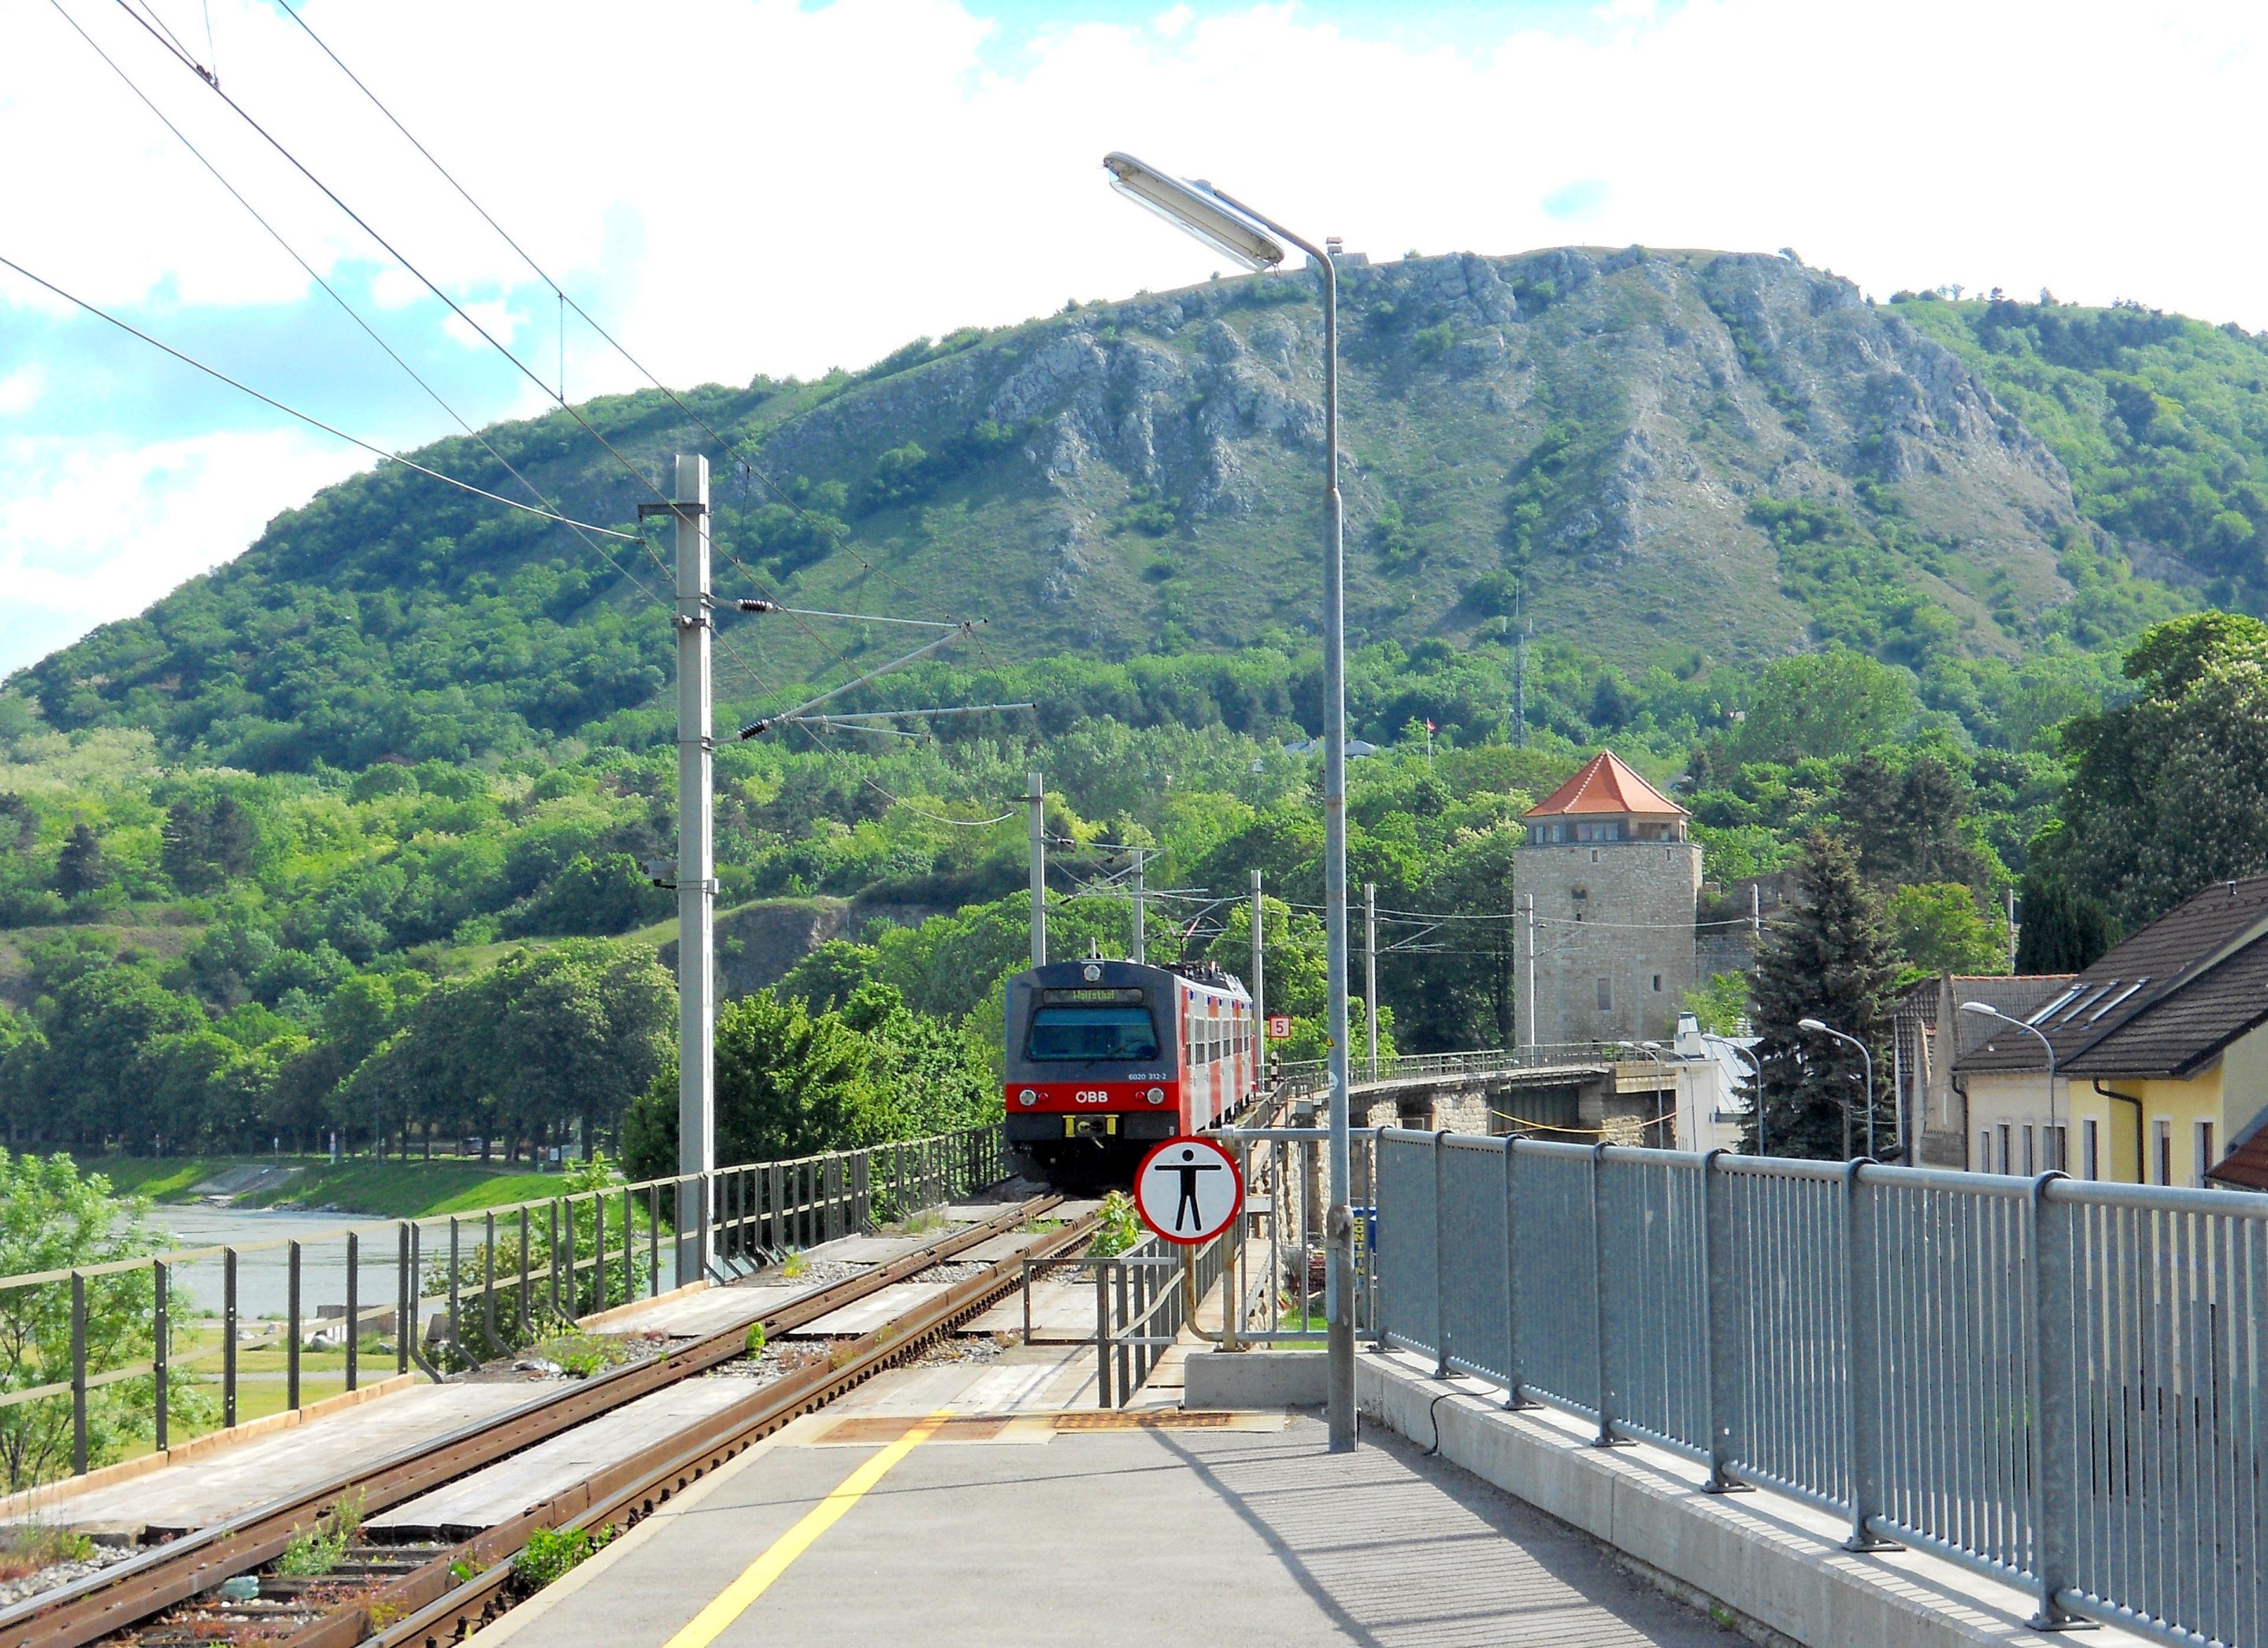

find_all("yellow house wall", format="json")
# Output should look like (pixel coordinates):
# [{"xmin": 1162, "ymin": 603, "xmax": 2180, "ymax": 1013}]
[{"xmin": 1964, "ymin": 1028, "xmax": 2268, "ymax": 1186}]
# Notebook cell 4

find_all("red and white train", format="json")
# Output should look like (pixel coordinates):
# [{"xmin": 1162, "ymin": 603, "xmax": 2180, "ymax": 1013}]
[{"xmin": 1002, "ymin": 956, "xmax": 1258, "ymax": 1184}]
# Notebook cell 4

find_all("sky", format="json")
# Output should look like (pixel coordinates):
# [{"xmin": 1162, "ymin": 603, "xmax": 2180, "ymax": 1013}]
[{"xmin": 2, "ymin": 0, "xmax": 2265, "ymax": 677}]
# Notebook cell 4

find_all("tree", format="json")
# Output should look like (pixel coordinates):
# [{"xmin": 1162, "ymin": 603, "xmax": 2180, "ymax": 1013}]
[
  {"xmin": 34, "ymin": 968, "xmax": 203, "ymax": 1148},
  {"xmin": 1728, "ymin": 650, "xmax": 1920, "ymax": 766},
  {"xmin": 161, "ymin": 794, "xmax": 258, "ymax": 894},
  {"xmin": 1682, "ymin": 972, "xmax": 1750, "ymax": 1036},
  {"xmin": 52, "ymin": 824, "xmax": 104, "ymax": 899},
  {"xmin": 1835, "ymin": 752, "xmax": 1992, "ymax": 891},
  {"xmin": 621, "ymin": 989, "xmax": 880, "ymax": 1180},
  {"xmin": 1885, "ymin": 883, "xmax": 2008, "ymax": 977},
  {"xmin": 2053, "ymin": 613, "xmax": 2268, "ymax": 928},
  {"xmin": 0, "ymin": 1152, "xmax": 209, "ymax": 1488},
  {"xmin": 2014, "ymin": 863, "xmax": 2117, "ymax": 972},
  {"xmin": 1747, "ymin": 834, "xmax": 1900, "ymax": 1159}
]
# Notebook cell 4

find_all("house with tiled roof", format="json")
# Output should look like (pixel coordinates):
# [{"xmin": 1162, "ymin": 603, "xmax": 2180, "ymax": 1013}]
[
  {"xmin": 1953, "ymin": 875, "xmax": 2268, "ymax": 1186},
  {"xmin": 1515, "ymin": 752, "xmax": 1699, "ymax": 1043}
]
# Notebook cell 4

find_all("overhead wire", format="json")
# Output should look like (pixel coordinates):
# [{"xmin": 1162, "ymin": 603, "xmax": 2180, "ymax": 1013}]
[
  {"xmin": 262, "ymin": 0, "xmax": 937, "ymax": 620},
  {"xmin": 0, "ymin": 253, "xmax": 639, "ymax": 545},
  {"xmin": 46, "ymin": 0, "xmax": 673, "ymax": 613}
]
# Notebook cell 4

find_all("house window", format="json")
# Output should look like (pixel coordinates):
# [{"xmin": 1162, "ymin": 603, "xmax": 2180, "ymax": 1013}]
[
  {"xmin": 2022, "ymin": 1124, "xmax": 2036, "ymax": 1176},
  {"xmin": 2084, "ymin": 1119, "xmax": 2099, "ymax": 1181},
  {"xmin": 2154, "ymin": 1120, "xmax": 2173, "ymax": 1187},
  {"xmin": 2046, "ymin": 1124, "xmax": 2066, "ymax": 1173},
  {"xmin": 2196, "ymin": 1120, "xmax": 2217, "ymax": 1188},
  {"xmin": 1651, "ymin": 974, "xmax": 1663, "ymax": 993},
  {"xmin": 1978, "ymin": 1129, "xmax": 1991, "ymax": 1172},
  {"xmin": 1595, "ymin": 977, "xmax": 1613, "ymax": 1012},
  {"xmin": 1998, "ymin": 1124, "xmax": 2012, "ymax": 1175}
]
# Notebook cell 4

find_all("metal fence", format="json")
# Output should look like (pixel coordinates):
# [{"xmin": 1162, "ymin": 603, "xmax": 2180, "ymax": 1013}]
[
  {"xmin": 0, "ymin": 1125, "xmax": 1006, "ymax": 1487},
  {"xmin": 1024, "ymin": 1231, "xmax": 1231, "ymax": 1408},
  {"xmin": 1275, "ymin": 1043, "xmax": 1645, "ymax": 1093},
  {"xmin": 1361, "ymin": 1127, "xmax": 2268, "ymax": 1648}
]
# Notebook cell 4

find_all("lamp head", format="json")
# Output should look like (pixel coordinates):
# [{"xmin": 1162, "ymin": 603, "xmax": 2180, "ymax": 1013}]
[
  {"xmin": 1796, "ymin": 1017, "xmax": 1828, "ymax": 1032},
  {"xmin": 1102, "ymin": 153, "xmax": 1287, "ymax": 272},
  {"xmin": 1958, "ymin": 1001, "xmax": 2000, "ymax": 1017}
]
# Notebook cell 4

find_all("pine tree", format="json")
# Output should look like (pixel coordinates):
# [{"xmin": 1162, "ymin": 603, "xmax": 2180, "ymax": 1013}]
[
  {"xmin": 52, "ymin": 824, "xmax": 105, "ymax": 900},
  {"xmin": 1747, "ymin": 832, "xmax": 1900, "ymax": 1160}
]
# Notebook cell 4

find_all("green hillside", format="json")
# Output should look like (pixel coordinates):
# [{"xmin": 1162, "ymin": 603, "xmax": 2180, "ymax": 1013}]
[{"xmin": 11, "ymin": 249, "xmax": 2257, "ymax": 770}]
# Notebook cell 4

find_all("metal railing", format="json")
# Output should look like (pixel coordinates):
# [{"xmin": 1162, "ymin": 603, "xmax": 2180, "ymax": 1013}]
[
  {"xmin": 0, "ymin": 1124, "xmax": 1006, "ymax": 1489},
  {"xmin": 1018, "ymin": 1231, "xmax": 1232, "ymax": 1408},
  {"xmin": 1362, "ymin": 1126, "xmax": 2268, "ymax": 1648},
  {"xmin": 1275, "ymin": 1042, "xmax": 1643, "ymax": 1092},
  {"xmin": 1215, "ymin": 1126, "xmax": 1377, "ymax": 1343}
]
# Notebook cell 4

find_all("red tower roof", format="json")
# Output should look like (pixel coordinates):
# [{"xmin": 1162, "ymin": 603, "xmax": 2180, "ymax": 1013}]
[{"xmin": 1523, "ymin": 751, "xmax": 1687, "ymax": 819}]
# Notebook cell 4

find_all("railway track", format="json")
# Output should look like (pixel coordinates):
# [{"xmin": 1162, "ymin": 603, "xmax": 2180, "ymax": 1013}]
[{"xmin": 2, "ymin": 1193, "xmax": 1099, "ymax": 1648}]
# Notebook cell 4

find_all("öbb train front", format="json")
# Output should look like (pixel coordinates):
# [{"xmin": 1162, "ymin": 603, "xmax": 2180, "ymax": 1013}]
[{"xmin": 1002, "ymin": 957, "xmax": 1258, "ymax": 1185}]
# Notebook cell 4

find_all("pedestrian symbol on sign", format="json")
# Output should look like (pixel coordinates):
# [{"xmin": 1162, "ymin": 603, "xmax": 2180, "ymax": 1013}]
[{"xmin": 1132, "ymin": 1137, "xmax": 1243, "ymax": 1246}]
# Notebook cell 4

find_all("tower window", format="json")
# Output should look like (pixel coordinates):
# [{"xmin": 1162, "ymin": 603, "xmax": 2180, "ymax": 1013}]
[
  {"xmin": 1595, "ymin": 977, "xmax": 1613, "ymax": 1011},
  {"xmin": 1651, "ymin": 974, "xmax": 1662, "ymax": 992}
]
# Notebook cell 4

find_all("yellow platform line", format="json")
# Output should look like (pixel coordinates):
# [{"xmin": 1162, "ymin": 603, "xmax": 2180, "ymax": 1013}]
[{"xmin": 658, "ymin": 1410, "xmax": 951, "ymax": 1648}]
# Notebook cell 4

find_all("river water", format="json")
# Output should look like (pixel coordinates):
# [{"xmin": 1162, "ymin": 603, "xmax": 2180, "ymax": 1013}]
[{"xmin": 141, "ymin": 1202, "xmax": 680, "ymax": 1324}]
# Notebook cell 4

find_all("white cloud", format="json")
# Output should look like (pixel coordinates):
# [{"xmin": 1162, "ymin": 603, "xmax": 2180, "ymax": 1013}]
[
  {"xmin": 0, "ymin": 367, "xmax": 43, "ymax": 415},
  {"xmin": 6, "ymin": 0, "xmax": 2268, "ymax": 670},
  {"xmin": 0, "ymin": 431, "xmax": 364, "ymax": 674}
]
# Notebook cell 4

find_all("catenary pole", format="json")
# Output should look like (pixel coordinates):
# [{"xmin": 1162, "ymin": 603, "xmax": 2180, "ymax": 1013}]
[
  {"xmin": 1251, "ymin": 868, "xmax": 1266, "ymax": 1054},
  {"xmin": 1132, "ymin": 846, "xmax": 1146, "ymax": 965},
  {"xmin": 1026, "ymin": 772, "xmax": 1047, "ymax": 967},
  {"xmin": 1366, "ymin": 881, "xmax": 1379, "ymax": 1082},
  {"xmin": 673, "ymin": 455, "xmax": 713, "ymax": 1283},
  {"xmin": 1524, "ymin": 892, "xmax": 1538, "ymax": 1047}
]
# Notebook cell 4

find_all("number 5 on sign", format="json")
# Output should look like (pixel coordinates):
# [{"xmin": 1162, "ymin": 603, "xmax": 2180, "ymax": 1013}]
[{"xmin": 1133, "ymin": 1137, "xmax": 1243, "ymax": 1245}]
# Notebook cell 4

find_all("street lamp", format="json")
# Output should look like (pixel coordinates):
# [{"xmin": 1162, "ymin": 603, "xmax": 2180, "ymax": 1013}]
[
  {"xmin": 1639, "ymin": 1041, "xmax": 1681, "ymax": 1150},
  {"xmin": 1103, "ymin": 152, "xmax": 1356, "ymax": 1453},
  {"xmin": 1797, "ymin": 1017, "xmax": 1877, "ymax": 1161},
  {"xmin": 1960, "ymin": 1001, "xmax": 2061, "ymax": 1172},
  {"xmin": 1701, "ymin": 1032, "xmax": 1765, "ymax": 1157}
]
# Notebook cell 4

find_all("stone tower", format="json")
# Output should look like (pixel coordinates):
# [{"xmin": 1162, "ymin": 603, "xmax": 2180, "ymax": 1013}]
[{"xmin": 1515, "ymin": 751, "xmax": 1701, "ymax": 1045}]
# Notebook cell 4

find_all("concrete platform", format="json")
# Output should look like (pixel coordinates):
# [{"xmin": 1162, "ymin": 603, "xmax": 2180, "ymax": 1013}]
[
  {"xmin": 803, "ymin": 1231, "xmax": 949, "ymax": 1265},
  {"xmin": 370, "ymin": 1380, "xmax": 757, "ymax": 1537},
  {"xmin": 478, "ymin": 1406, "xmax": 1729, "ymax": 1648},
  {"xmin": 781, "ymin": 1281, "xmax": 953, "ymax": 1338},
  {"xmin": 15, "ymin": 1381, "xmax": 541, "ymax": 1537},
  {"xmin": 958, "ymin": 1277, "xmax": 1093, "ymax": 1339},
  {"xmin": 589, "ymin": 1283, "xmax": 812, "ymax": 1339}
]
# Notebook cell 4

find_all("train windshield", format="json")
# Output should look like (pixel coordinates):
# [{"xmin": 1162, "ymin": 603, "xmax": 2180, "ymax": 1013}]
[{"xmin": 1026, "ymin": 1005, "xmax": 1160, "ymax": 1061}]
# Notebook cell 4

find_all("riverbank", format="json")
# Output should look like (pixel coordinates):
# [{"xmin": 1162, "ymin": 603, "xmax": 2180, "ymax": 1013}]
[{"xmin": 75, "ymin": 1156, "xmax": 574, "ymax": 1220}]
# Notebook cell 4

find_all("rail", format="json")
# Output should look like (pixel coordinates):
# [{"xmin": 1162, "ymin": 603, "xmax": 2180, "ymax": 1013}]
[
  {"xmin": 1354, "ymin": 1125, "xmax": 2268, "ymax": 1648},
  {"xmin": 0, "ymin": 1124, "xmax": 1007, "ymax": 1488}
]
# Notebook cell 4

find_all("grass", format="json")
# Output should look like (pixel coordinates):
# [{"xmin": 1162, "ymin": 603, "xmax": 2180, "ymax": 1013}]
[
  {"xmin": 73, "ymin": 1154, "xmax": 584, "ymax": 1219},
  {"xmin": 0, "ymin": 1525, "xmax": 94, "ymax": 1582},
  {"xmin": 276, "ymin": 1493, "xmax": 365, "ymax": 1577}
]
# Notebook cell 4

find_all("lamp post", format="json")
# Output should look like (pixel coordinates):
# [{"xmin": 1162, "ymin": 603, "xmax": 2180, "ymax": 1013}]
[
  {"xmin": 1797, "ymin": 1017, "xmax": 1877, "ymax": 1161},
  {"xmin": 1960, "ymin": 1002, "xmax": 2061, "ymax": 1172},
  {"xmin": 1702, "ymin": 1032, "xmax": 1765, "ymax": 1157},
  {"xmin": 1102, "ymin": 153, "xmax": 1356, "ymax": 1453}
]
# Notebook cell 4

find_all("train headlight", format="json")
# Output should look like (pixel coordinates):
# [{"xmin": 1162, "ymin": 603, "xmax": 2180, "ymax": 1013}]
[
  {"xmin": 1147, "ymin": 1086, "xmax": 1166, "ymax": 1105},
  {"xmin": 1017, "ymin": 1088, "xmax": 1039, "ymax": 1108}
]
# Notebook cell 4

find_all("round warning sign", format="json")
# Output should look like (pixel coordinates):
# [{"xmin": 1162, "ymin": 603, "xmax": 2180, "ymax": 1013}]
[{"xmin": 1133, "ymin": 1137, "xmax": 1244, "ymax": 1245}]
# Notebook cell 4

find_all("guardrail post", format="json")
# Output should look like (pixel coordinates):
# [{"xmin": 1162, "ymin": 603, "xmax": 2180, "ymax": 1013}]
[
  {"xmin": 480, "ymin": 1213, "xmax": 498, "ymax": 1353},
  {"xmin": 1095, "ymin": 1264, "xmax": 1114, "ymax": 1409},
  {"xmin": 287, "ymin": 1239, "xmax": 302, "ymax": 1411},
  {"xmin": 1589, "ymin": 1144, "xmax": 1627, "ymax": 1447},
  {"xmin": 1699, "ymin": 1152, "xmax": 1747, "ymax": 1493},
  {"xmin": 516, "ymin": 1211, "xmax": 532, "ymax": 1338},
  {"xmin": 2027, "ymin": 1174, "xmax": 2083, "ymax": 1628},
  {"xmin": 346, "ymin": 1231, "xmax": 359, "ymax": 1393},
  {"xmin": 548, "ymin": 1200, "xmax": 562, "ymax": 1320},
  {"xmin": 1432, "ymin": 1130, "xmax": 1452, "ymax": 1378},
  {"xmin": 648, "ymin": 1185, "xmax": 661, "ymax": 1294},
  {"xmin": 153, "ymin": 1260, "xmax": 169, "ymax": 1452},
  {"xmin": 1502, "ymin": 1138, "xmax": 1534, "ymax": 1409},
  {"xmin": 396, "ymin": 1223, "xmax": 411, "ymax": 1376},
  {"xmin": 1840, "ymin": 1161, "xmax": 1897, "ymax": 1550},
  {"xmin": 447, "ymin": 1217, "xmax": 465, "ymax": 1364},
  {"xmin": 223, "ymin": 1247, "xmax": 238, "ymax": 1428},
  {"xmin": 621, "ymin": 1187, "xmax": 634, "ymax": 1305},
  {"xmin": 69, "ymin": 1270, "xmax": 86, "ymax": 1476},
  {"xmin": 1114, "ymin": 1260, "xmax": 1132, "ymax": 1406}
]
